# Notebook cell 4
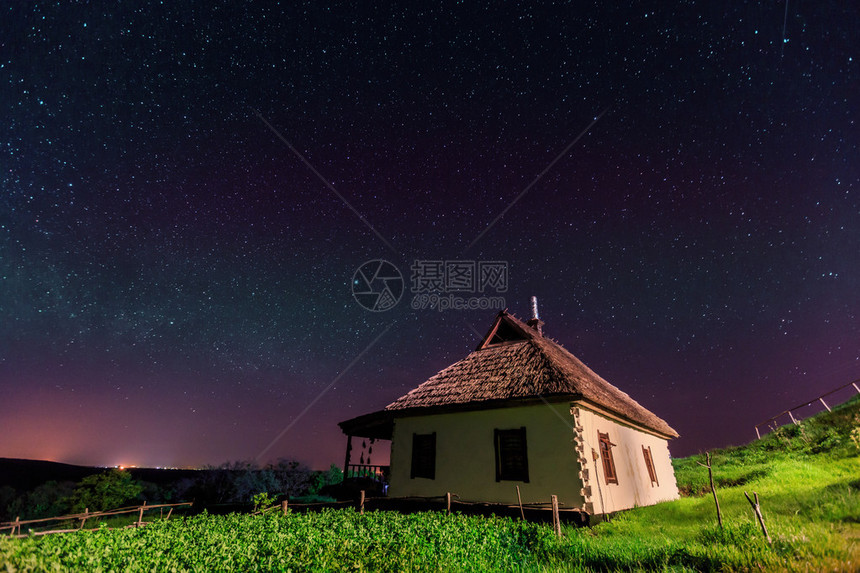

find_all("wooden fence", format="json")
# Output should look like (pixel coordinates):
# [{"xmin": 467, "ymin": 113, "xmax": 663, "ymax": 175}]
[
  {"xmin": 0, "ymin": 501, "xmax": 193, "ymax": 538},
  {"xmin": 2, "ymin": 492, "xmax": 589, "ymax": 539},
  {"xmin": 754, "ymin": 378, "xmax": 860, "ymax": 439},
  {"xmin": 270, "ymin": 491, "xmax": 589, "ymax": 530}
]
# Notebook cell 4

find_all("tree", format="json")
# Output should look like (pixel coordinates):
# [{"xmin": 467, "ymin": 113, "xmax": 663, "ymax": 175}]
[
  {"xmin": 308, "ymin": 464, "xmax": 344, "ymax": 495},
  {"xmin": 25, "ymin": 481, "xmax": 76, "ymax": 519},
  {"xmin": 269, "ymin": 459, "xmax": 311, "ymax": 498},
  {"xmin": 231, "ymin": 462, "xmax": 279, "ymax": 503},
  {"xmin": 1, "ymin": 482, "xmax": 77, "ymax": 521},
  {"xmin": 324, "ymin": 463, "xmax": 344, "ymax": 486},
  {"xmin": 0, "ymin": 486, "xmax": 18, "ymax": 521},
  {"xmin": 174, "ymin": 459, "xmax": 316, "ymax": 507},
  {"xmin": 65, "ymin": 469, "xmax": 143, "ymax": 512}
]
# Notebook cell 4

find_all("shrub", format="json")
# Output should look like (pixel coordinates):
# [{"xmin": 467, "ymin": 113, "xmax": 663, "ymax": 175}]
[{"xmin": 65, "ymin": 469, "xmax": 143, "ymax": 513}]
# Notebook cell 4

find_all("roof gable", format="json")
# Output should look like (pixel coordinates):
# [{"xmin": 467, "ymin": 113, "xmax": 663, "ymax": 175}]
[{"xmin": 475, "ymin": 311, "xmax": 537, "ymax": 349}]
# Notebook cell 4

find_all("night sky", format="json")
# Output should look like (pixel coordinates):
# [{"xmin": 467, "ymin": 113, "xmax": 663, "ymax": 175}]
[{"xmin": 2, "ymin": 2, "xmax": 857, "ymax": 470}]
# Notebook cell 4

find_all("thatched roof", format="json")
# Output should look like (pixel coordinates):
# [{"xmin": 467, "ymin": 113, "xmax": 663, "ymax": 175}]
[{"xmin": 339, "ymin": 311, "xmax": 678, "ymax": 439}]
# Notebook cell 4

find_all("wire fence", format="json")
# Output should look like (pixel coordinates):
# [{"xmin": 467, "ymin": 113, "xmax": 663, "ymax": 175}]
[{"xmin": 754, "ymin": 378, "xmax": 860, "ymax": 439}]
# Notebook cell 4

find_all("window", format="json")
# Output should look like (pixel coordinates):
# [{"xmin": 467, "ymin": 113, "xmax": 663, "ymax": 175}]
[
  {"xmin": 642, "ymin": 445, "xmax": 659, "ymax": 486},
  {"xmin": 494, "ymin": 427, "xmax": 529, "ymax": 482},
  {"xmin": 598, "ymin": 431, "xmax": 618, "ymax": 485},
  {"xmin": 410, "ymin": 432, "xmax": 436, "ymax": 479}
]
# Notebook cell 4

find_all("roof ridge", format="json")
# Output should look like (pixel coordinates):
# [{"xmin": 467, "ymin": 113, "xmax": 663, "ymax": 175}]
[{"xmin": 531, "ymin": 336, "xmax": 678, "ymax": 437}]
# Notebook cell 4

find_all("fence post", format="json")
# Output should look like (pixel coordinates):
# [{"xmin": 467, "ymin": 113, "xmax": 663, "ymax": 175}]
[
  {"xmin": 516, "ymin": 486, "xmax": 525, "ymax": 520},
  {"xmin": 696, "ymin": 452, "xmax": 723, "ymax": 529},
  {"xmin": 138, "ymin": 501, "xmax": 146, "ymax": 527},
  {"xmin": 819, "ymin": 397, "xmax": 831, "ymax": 412},
  {"xmin": 551, "ymin": 495, "xmax": 561, "ymax": 537},
  {"xmin": 359, "ymin": 490, "xmax": 365, "ymax": 515},
  {"xmin": 446, "ymin": 492, "xmax": 452, "ymax": 514},
  {"xmin": 744, "ymin": 492, "xmax": 772, "ymax": 544},
  {"xmin": 343, "ymin": 435, "xmax": 353, "ymax": 476},
  {"xmin": 13, "ymin": 516, "xmax": 20, "ymax": 536},
  {"xmin": 79, "ymin": 508, "xmax": 88, "ymax": 530},
  {"xmin": 281, "ymin": 500, "xmax": 288, "ymax": 515}
]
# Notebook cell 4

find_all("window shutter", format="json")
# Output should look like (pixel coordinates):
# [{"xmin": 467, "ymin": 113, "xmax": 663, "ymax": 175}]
[
  {"xmin": 494, "ymin": 427, "xmax": 529, "ymax": 482},
  {"xmin": 642, "ymin": 445, "xmax": 659, "ymax": 486},
  {"xmin": 598, "ymin": 431, "xmax": 618, "ymax": 485},
  {"xmin": 410, "ymin": 432, "xmax": 436, "ymax": 479}
]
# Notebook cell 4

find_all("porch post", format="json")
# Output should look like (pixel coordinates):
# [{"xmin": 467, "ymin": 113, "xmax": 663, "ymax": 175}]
[{"xmin": 343, "ymin": 435, "xmax": 353, "ymax": 477}]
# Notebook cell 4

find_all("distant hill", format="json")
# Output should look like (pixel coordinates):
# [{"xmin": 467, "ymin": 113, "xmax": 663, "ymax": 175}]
[
  {"xmin": 0, "ymin": 458, "xmax": 101, "ymax": 490},
  {"xmin": 127, "ymin": 466, "xmax": 203, "ymax": 487},
  {"xmin": 0, "ymin": 458, "xmax": 202, "ymax": 491}
]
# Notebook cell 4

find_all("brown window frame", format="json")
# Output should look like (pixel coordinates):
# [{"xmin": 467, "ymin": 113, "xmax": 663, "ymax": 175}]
[
  {"xmin": 410, "ymin": 432, "xmax": 436, "ymax": 479},
  {"xmin": 494, "ymin": 427, "xmax": 529, "ymax": 482},
  {"xmin": 598, "ymin": 431, "xmax": 618, "ymax": 485},
  {"xmin": 642, "ymin": 445, "xmax": 659, "ymax": 486}
]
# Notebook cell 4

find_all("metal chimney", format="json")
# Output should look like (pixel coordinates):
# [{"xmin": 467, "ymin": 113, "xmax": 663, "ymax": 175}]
[
  {"xmin": 530, "ymin": 296, "xmax": 540, "ymax": 321},
  {"xmin": 527, "ymin": 296, "xmax": 544, "ymax": 336}
]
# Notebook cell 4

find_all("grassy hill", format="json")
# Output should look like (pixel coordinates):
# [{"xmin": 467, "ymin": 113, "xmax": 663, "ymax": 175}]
[
  {"xmin": 571, "ymin": 393, "xmax": 860, "ymax": 571},
  {"xmin": 1, "ymin": 396, "xmax": 858, "ymax": 571}
]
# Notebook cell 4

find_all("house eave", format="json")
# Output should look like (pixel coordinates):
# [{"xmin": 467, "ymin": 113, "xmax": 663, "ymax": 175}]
[
  {"xmin": 571, "ymin": 399, "xmax": 679, "ymax": 440},
  {"xmin": 338, "ymin": 410, "xmax": 394, "ymax": 440},
  {"xmin": 393, "ymin": 394, "xmax": 579, "ymax": 418},
  {"xmin": 339, "ymin": 395, "xmax": 678, "ymax": 442},
  {"xmin": 338, "ymin": 395, "xmax": 577, "ymax": 438}
]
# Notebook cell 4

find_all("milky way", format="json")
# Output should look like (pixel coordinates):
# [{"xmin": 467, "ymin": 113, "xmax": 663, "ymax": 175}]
[{"xmin": 1, "ymin": 2, "xmax": 857, "ymax": 469}]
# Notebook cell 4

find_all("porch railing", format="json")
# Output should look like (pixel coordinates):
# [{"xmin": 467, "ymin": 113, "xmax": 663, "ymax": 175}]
[{"xmin": 345, "ymin": 464, "xmax": 389, "ymax": 482}]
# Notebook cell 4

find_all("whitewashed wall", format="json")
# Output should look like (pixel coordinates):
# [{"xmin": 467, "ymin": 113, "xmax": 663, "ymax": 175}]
[
  {"xmin": 388, "ymin": 402, "xmax": 584, "ymax": 508},
  {"xmin": 572, "ymin": 405, "xmax": 679, "ymax": 514}
]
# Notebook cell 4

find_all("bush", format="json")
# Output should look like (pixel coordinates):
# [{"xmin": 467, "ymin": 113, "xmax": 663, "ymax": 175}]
[
  {"xmin": 65, "ymin": 470, "xmax": 143, "ymax": 513},
  {"xmin": 174, "ymin": 459, "xmax": 315, "ymax": 505}
]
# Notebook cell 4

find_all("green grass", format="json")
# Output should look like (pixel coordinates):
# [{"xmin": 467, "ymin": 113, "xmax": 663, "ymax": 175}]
[
  {"xmin": 573, "ymin": 393, "xmax": 860, "ymax": 571},
  {"xmin": 2, "ymin": 396, "xmax": 858, "ymax": 571},
  {"xmin": 1, "ymin": 510, "xmax": 564, "ymax": 572},
  {"xmin": 550, "ymin": 454, "xmax": 859, "ymax": 571}
]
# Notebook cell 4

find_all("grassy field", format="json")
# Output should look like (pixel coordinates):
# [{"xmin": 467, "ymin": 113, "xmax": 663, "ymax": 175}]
[{"xmin": 1, "ymin": 396, "xmax": 858, "ymax": 571}]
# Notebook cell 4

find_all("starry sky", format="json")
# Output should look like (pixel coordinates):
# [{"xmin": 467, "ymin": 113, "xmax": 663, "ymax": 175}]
[{"xmin": 2, "ymin": 2, "xmax": 858, "ymax": 470}]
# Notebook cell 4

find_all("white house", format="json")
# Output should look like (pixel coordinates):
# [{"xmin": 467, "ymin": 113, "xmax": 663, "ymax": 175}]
[{"xmin": 339, "ymin": 307, "xmax": 680, "ymax": 516}]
